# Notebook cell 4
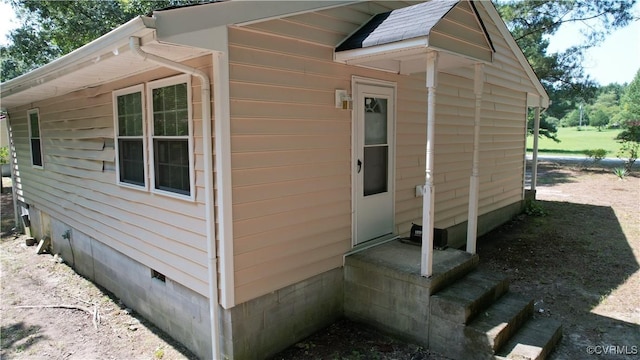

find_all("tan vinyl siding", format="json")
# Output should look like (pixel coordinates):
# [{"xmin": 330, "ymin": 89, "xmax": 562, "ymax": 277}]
[
  {"xmin": 430, "ymin": 1, "xmax": 493, "ymax": 62},
  {"xmin": 228, "ymin": 28, "xmax": 352, "ymax": 302},
  {"xmin": 229, "ymin": 0, "xmax": 532, "ymax": 302},
  {"xmin": 229, "ymin": 21, "xmax": 413, "ymax": 303},
  {"xmin": 7, "ymin": 55, "xmax": 213, "ymax": 297},
  {"xmin": 243, "ymin": 1, "xmax": 416, "ymax": 48}
]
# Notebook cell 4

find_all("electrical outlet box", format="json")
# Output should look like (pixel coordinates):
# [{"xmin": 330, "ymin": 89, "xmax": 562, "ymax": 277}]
[{"xmin": 415, "ymin": 185, "xmax": 424, "ymax": 197}]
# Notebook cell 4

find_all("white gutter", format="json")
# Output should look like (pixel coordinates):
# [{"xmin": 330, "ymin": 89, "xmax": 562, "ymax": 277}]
[
  {"xmin": 129, "ymin": 36, "xmax": 220, "ymax": 359},
  {"xmin": 1, "ymin": 16, "xmax": 155, "ymax": 100}
]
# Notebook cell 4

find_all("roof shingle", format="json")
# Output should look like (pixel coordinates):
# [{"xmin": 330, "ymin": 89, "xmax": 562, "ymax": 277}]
[{"xmin": 336, "ymin": 0, "xmax": 459, "ymax": 52}]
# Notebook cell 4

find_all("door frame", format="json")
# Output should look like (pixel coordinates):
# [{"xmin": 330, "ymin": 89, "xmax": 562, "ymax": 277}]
[{"xmin": 351, "ymin": 76, "xmax": 397, "ymax": 247}]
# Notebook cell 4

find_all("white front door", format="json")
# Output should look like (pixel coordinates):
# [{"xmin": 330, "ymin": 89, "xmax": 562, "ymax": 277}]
[{"xmin": 353, "ymin": 82, "xmax": 395, "ymax": 245}]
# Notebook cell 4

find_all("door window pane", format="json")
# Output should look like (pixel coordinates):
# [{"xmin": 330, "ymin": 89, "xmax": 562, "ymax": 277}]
[
  {"xmin": 364, "ymin": 146, "xmax": 388, "ymax": 196},
  {"xmin": 365, "ymin": 97, "xmax": 387, "ymax": 145}
]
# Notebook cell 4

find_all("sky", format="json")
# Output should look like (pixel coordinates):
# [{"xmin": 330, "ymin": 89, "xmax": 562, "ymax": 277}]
[{"xmin": 0, "ymin": 1, "xmax": 638, "ymax": 85}]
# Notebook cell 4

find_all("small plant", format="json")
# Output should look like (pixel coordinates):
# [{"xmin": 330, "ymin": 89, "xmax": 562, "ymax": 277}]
[
  {"xmin": 525, "ymin": 199, "xmax": 546, "ymax": 217},
  {"xmin": 0, "ymin": 146, "xmax": 8, "ymax": 164},
  {"xmin": 583, "ymin": 148, "xmax": 607, "ymax": 163},
  {"xmin": 613, "ymin": 167, "xmax": 628, "ymax": 180},
  {"xmin": 154, "ymin": 346, "xmax": 165, "ymax": 359},
  {"xmin": 616, "ymin": 120, "xmax": 639, "ymax": 172}
]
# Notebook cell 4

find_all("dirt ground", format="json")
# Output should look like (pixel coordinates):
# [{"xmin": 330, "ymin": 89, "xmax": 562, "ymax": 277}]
[
  {"xmin": 477, "ymin": 160, "xmax": 640, "ymax": 360},
  {"xmin": 1, "ymin": 160, "xmax": 639, "ymax": 360}
]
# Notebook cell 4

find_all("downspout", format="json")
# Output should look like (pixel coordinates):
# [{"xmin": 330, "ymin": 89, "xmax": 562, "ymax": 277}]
[
  {"xmin": 5, "ymin": 115, "xmax": 21, "ymax": 232},
  {"xmin": 531, "ymin": 106, "xmax": 541, "ymax": 193},
  {"xmin": 466, "ymin": 63, "xmax": 484, "ymax": 254},
  {"xmin": 129, "ymin": 37, "xmax": 220, "ymax": 359},
  {"xmin": 421, "ymin": 51, "xmax": 438, "ymax": 277}
]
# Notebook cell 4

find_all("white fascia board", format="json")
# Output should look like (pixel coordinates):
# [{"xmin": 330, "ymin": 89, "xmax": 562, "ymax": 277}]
[
  {"xmin": 477, "ymin": 2, "xmax": 549, "ymax": 108},
  {"xmin": 1, "ymin": 16, "xmax": 155, "ymax": 100},
  {"xmin": 335, "ymin": 37, "xmax": 429, "ymax": 64},
  {"xmin": 154, "ymin": 1, "xmax": 354, "ymax": 50}
]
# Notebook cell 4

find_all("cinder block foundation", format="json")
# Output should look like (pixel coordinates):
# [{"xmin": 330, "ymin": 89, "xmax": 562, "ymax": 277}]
[
  {"xmin": 24, "ymin": 201, "xmax": 547, "ymax": 360},
  {"xmin": 220, "ymin": 268, "xmax": 344, "ymax": 359},
  {"xmin": 32, "ymin": 212, "xmax": 213, "ymax": 360}
]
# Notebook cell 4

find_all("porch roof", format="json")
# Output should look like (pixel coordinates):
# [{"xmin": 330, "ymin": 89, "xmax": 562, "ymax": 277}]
[
  {"xmin": 335, "ymin": 0, "xmax": 495, "ymax": 75},
  {"xmin": 336, "ymin": 0, "xmax": 459, "ymax": 52}
]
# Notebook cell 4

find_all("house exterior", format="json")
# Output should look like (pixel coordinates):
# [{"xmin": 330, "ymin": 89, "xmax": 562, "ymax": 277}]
[{"xmin": 1, "ymin": 1, "xmax": 549, "ymax": 359}]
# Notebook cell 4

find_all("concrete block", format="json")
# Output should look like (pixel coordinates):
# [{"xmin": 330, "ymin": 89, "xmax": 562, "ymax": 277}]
[
  {"xmin": 467, "ymin": 293, "xmax": 533, "ymax": 352},
  {"xmin": 224, "ymin": 268, "xmax": 343, "ymax": 360},
  {"xmin": 430, "ymin": 270, "xmax": 509, "ymax": 324},
  {"xmin": 496, "ymin": 318, "xmax": 562, "ymax": 360},
  {"xmin": 428, "ymin": 316, "xmax": 466, "ymax": 359}
]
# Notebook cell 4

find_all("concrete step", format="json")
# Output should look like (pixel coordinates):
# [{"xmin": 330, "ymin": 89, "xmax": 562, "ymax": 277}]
[
  {"xmin": 495, "ymin": 317, "xmax": 562, "ymax": 360},
  {"xmin": 429, "ymin": 248, "xmax": 479, "ymax": 294},
  {"xmin": 466, "ymin": 293, "xmax": 534, "ymax": 353},
  {"xmin": 430, "ymin": 270, "xmax": 510, "ymax": 324}
]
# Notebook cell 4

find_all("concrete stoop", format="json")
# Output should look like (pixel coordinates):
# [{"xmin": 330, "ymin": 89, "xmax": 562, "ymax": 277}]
[{"xmin": 429, "ymin": 269, "xmax": 562, "ymax": 360}]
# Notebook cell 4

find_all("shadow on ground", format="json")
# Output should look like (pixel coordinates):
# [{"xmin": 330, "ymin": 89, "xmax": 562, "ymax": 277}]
[
  {"xmin": 477, "ymin": 201, "xmax": 639, "ymax": 359},
  {"xmin": 0, "ymin": 322, "xmax": 46, "ymax": 354}
]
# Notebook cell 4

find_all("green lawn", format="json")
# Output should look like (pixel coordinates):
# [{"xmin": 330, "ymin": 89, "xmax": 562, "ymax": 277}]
[{"xmin": 526, "ymin": 126, "xmax": 623, "ymax": 156}]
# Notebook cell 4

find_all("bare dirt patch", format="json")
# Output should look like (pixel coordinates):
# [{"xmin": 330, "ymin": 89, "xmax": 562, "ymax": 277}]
[
  {"xmin": 478, "ymin": 161, "xmax": 640, "ymax": 359},
  {"xmin": 2, "ymin": 161, "xmax": 639, "ymax": 360},
  {"xmin": 1, "ymin": 181, "xmax": 196, "ymax": 359}
]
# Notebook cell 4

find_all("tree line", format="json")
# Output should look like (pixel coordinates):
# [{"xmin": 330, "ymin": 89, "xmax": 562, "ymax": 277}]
[{"xmin": 544, "ymin": 70, "xmax": 640, "ymax": 132}]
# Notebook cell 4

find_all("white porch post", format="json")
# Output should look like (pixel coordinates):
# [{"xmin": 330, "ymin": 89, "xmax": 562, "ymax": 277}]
[
  {"xmin": 466, "ymin": 64, "xmax": 484, "ymax": 254},
  {"xmin": 421, "ymin": 51, "xmax": 438, "ymax": 277},
  {"xmin": 531, "ymin": 106, "xmax": 541, "ymax": 191}
]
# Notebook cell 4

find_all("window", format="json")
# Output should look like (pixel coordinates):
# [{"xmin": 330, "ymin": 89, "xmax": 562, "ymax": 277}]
[
  {"xmin": 27, "ymin": 109, "xmax": 43, "ymax": 167},
  {"xmin": 113, "ymin": 85, "xmax": 146, "ymax": 188},
  {"xmin": 148, "ymin": 75, "xmax": 193, "ymax": 197}
]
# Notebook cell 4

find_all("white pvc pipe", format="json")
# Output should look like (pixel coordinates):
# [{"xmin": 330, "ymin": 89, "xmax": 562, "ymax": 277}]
[
  {"xmin": 129, "ymin": 37, "xmax": 220, "ymax": 359},
  {"xmin": 421, "ymin": 51, "xmax": 438, "ymax": 277},
  {"xmin": 466, "ymin": 64, "xmax": 484, "ymax": 254},
  {"xmin": 531, "ymin": 107, "xmax": 540, "ymax": 192}
]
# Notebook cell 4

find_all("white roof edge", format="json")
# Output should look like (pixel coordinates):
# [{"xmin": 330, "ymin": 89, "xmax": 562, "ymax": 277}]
[
  {"xmin": 1, "ymin": 16, "xmax": 155, "ymax": 99},
  {"xmin": 477, "ymin": 2, "xmax": 549, "ymax": 108},
  {"xmin": 153, "ymin": 0, "xmax": 354, "ymax": 37},
  {"xmin": 335, "ymin": 37, "xmax": 429, "ymax": 64}
]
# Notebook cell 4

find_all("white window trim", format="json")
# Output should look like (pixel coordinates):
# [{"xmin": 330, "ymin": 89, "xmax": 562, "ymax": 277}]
[
  {"xmin": 27, "ymin": 108, "xmax": 44, "ymax": 169},
  {"xmin": 147, "ymin": 74, "xmax": 195, "ymax": 201},
  {"xmin": 113, "ymin": 84, "xmax": 148, "ymax": 191}
]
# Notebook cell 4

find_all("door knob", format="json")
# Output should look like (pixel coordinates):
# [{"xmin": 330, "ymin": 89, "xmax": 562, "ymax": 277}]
[{"xmin": 357, "ymin": 159, "xmax": 362, "ymax": 173}]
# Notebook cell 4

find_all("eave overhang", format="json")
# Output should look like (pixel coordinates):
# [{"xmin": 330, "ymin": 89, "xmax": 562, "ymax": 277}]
[{"xmin": 0, "ymin": 16, "xmax": 210, "ymax": 110}]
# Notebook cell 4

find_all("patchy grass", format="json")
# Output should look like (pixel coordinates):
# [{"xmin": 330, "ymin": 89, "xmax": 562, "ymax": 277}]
[{"xmin": 527, "ymin": 126, "xmax": 623, "ymax": 156}]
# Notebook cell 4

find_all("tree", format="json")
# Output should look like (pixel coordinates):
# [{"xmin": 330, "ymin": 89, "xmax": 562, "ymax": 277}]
[
  {"xmin": 1, "ymin": 0, "xmax": 204, "ymax": 82},
  {"xmin": 586, "ymin": 89, "xmax": 625, "ymax": 129},
  {"xmin": 497, "ymin": 0, "xmax": 637, "ymax": 139},
  {"xmin": 589, "ymin": 108, "xmax": 609, "ymax": 130},
  {"xmin": 619, "ymin": 68, "xmax": 640, "ymax": 125},
  {"xmin": 561, "ymin": 107, "xmax": 589, "ymax": 128},
  {"xmin": 616, "ymin": 70, "xmax": 640, "ymax": 171}
]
